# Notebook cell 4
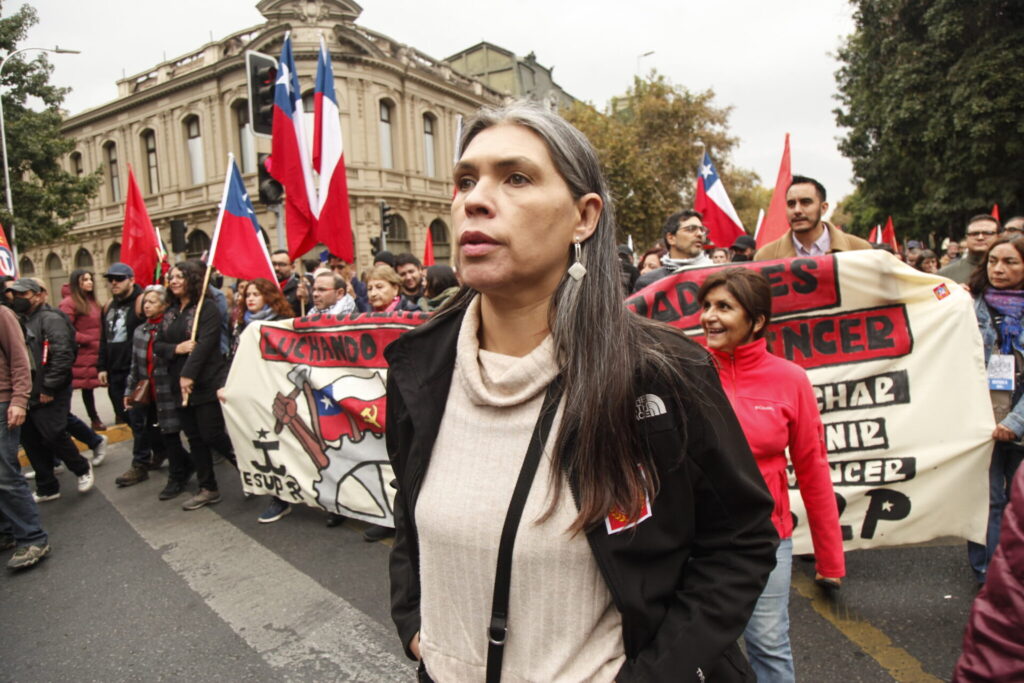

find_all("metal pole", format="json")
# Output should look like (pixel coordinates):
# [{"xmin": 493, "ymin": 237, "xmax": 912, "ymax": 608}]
[{"xmin": 0, "ymin": 46, "xmax": 80, "ymax": 262}]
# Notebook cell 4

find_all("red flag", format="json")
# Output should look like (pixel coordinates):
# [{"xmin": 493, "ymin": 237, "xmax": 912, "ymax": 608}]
[
  {"xmin": 992, "ymin": 204, "xmax": 1000, "ymax": 221},
  {"xmin": 121, "ymin": 166, "xmax": 162, "ymax": 287},
  {"xmin": 755, "ymin": 134, "xmax": 792, "ymax": 248},
  {"xmin": 868, "ymin": 225, "xmax": 881, "ymax": 243},
  {"xmin": 423, "ymin": 226, "xmax": 435, "ymax": 266},
  {"xmin": 881, "ymin": 216, "xmax": 898, "ymax": 253}
]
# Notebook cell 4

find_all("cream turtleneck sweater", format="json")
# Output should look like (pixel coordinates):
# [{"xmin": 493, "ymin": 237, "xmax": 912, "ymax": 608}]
[{"xmin": 415, "ymin": 297, "xmax": 624, "ymax": 682}]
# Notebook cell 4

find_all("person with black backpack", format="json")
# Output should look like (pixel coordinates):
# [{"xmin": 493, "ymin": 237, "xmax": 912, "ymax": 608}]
[{"xmin": 7, "ymin": 278, "xmax": 93, "ymax": 502}]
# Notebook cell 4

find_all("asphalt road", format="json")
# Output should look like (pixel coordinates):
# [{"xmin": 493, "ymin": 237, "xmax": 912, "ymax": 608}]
[{"xmin": 2, "ymin": 403, "xmax": 981, "ymax": 682}]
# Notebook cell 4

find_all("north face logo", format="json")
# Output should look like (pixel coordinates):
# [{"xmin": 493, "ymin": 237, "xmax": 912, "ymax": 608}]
[{"xmin": 635, "ymin": 394, "xmax": 666, "ymax": 420}]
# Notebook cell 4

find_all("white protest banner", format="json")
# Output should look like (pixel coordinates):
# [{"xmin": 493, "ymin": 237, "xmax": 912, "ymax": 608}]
[
  {"xmin": 222, "ymin": 312, "xmax": 429, "ymax": 527},
  {"xmin": 626, "ymin": 250, "xmax": 991, "ymax": 552}
]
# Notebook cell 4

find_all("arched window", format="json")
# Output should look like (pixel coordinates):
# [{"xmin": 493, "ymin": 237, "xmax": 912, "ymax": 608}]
[
  {"xmin": 186, "ymin": 229, "xmax": 210, "ymax": 260},
  {"xmin": 70, "ymin": 151, "xmax": 83, "ymax": 177},
  {"xmin": 45, "ymin": 253, "xmax": 63, "ymax": 299},
  {"xmin": 141, "ymin": 129, "xmax": 159, "ymax": 193},
  {"xmin": 387, "ymin": 213, "xmax": 409, "ymax": 254},
  {"xmin": 233, "ymin": 100, "xmax": 257, "ymax": 174},
  {"xmin": 107, "ymin": 242, "xmax": 121, "ymax": 266},
  {"xmin": 423, "ymin": 114, "xmax": 437, "ymax": 177},
  {"xmin": 184, "ymin": 115, "xmax": 205, "ymax": 184},
  {"xmin": 18, "ymin": 256, "xmax": 34, "ymax": 276},
  {"xmin": 74, "ymin": 248, "xmax": 94, "ymax": 270},
  {"xmin": 379, "ymin": 99, "xmax": 394, "ymax": 170},
  {"xmin": 105, "ymin": 142, "xmax": 121, "ymax": 202},
  {"xmin": 429, "ymin": 218, "xmax": 450, "ymax": 264}
]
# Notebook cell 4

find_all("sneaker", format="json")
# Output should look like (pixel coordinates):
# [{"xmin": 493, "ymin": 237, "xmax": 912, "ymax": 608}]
[
  {"xmin": 32, "ymin": 491, "xmax": 60, "ymax": 503},
  {"xmin": 77, "ymin": 462, "xmax": 95, "ymax": 493},
  {"xmin": 0, "ymin": 534, "xmax": 15, "ymax": 551},
  {"xmin": 7, "ymin": 543, "xmax": 50, "ymax": 570},
  {"xmin": 23, "ymin": 469, "xmax": 35, "ymax": 480},
  {"xmin": 257, "ymin": 499, "xmax": 292, "ymax": 524},
  {"xmin": 53, "ymin": 464, "xmax": 65, "ymax": 475},
  {"xmin": 325, "ymin": 513, "xmax": 345, "ymax": 528},
  {"xmin": 91, "ymin": 435, "xmax": 108, "ymax": 467},
  {"xmin": 182, "ymin": 489, "xmax": 221, "ymax": 511},
  {"xmin": 158, "ymin": 480, "xmax": 187, "ymax": 501},
  {"xmin": 115, "ymin": 465, "xmax": 149, "ymax": 487},
  {"xmin": 363, "ymin": 524, "xmax": 395, "ymax": 542}
]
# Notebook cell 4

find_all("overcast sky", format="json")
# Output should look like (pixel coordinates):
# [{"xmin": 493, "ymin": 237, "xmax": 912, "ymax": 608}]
[{"xmin": 23, "ymin": 0, "xmax": 857, "ymax": 203}]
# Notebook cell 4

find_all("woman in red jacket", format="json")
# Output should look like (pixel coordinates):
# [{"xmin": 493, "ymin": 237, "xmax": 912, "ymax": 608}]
[
  {"xmin": 59, "ymin": 270, "xmax": 105, "ymax": 431},
  {"xmin": 698, "ymin": 267, "xmax": 845, "ymax": 683}
]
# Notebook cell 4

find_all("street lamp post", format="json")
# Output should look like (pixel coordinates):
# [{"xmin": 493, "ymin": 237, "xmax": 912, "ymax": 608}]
[
  {"xmin": 635, "ymin": 50, "xmax": 655, "ymax": 76},
  {"xmin": 0, "ymin": 45, "xmax": 80, "ymax": 262}
]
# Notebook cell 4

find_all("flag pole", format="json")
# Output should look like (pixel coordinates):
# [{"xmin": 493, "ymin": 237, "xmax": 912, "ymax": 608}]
[{"xmin": 182, "ymin": 155, "xmax": 234, "ymax": 406}]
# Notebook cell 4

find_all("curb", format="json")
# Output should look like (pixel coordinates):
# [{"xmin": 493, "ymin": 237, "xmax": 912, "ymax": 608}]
[{"xmin": 17, "ymin": 423, "xmax": 134, "ymax": 468}]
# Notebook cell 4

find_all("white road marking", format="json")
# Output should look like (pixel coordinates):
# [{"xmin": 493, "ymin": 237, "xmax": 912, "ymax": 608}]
[{"xmin": 94, "ymin": 455, "xmax": 411, "ymax": 681}]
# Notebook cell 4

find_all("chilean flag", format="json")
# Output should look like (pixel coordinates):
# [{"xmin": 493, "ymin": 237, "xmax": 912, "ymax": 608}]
[
  {"xmin": 207, "ymin": 156, "xmax": 277, "ymax": 284},
  {"xmin": 694, "ymin": 151, "xmax": 745, "ymax": 248},
  {"xmin": 271, "ymin": 33, "xmax": 319, "ymax": 260},
  {"xmin": 310, "ymin": 372, "xmax": 387, "ymax": 443},
  {"xmin": 312, "ymin": 36, "xmax": 354, "ymax": 263}
]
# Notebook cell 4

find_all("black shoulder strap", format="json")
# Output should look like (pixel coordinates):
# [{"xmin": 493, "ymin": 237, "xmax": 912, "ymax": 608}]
[{"xmin": 485, "ymin": 377, "xmax": 564, "ymax": 683}]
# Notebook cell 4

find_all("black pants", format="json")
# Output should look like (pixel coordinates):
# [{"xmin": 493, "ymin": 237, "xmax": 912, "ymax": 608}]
[
  {"xmin": 142, "ymin": 403, "xmax": 192, "ymax": 484},
  {"xmin": 22, "ymin": 387, "xmax": 91, "ymax": 496},
  {"xmin": 107, "ymin": 371, "xmax": 129, "ymax": 423},
  {"xmin": 66, "ymin": 413, "xmax": 101, "ymax": 449},
  {"xmin": 81, "ymin": 388, "xmax": 100, "ymax": 423},
  {"xmin": 178, "ymin": 399, "xmax": 236, "ymax": 492}
]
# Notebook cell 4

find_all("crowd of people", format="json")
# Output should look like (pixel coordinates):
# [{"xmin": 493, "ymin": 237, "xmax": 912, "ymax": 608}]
[{"xmin": 1, "ymin": 101, "xmax": 1020, "ymax": 679}]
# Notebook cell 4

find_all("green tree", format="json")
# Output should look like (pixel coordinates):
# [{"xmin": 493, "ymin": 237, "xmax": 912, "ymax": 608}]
[
  {"xmin": 0, "ymin": 3, "xmax": 99, "ymax": 248},
  {"xmin": 835, "ymin": 0, "xmax": 1024, "ymax": 241},
  {"xmin": 564, "ymin": 73, "xmax": 760, "ymax": 251}
]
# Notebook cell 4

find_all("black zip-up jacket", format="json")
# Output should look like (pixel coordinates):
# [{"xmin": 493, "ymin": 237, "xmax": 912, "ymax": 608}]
[
  {"xmin": 22, "ymin": 303, "xmax": 76, "ymax": 404},
  {"xmin": 385, "ymin": 303, "xmax": 778, "ymax": 682}
]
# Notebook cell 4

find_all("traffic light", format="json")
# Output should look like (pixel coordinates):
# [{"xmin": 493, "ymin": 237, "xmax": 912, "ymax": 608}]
[
  {"xmin": 370, "ymin": 236, "xmax": 382, "ymax": 256},
  {"xmin": 257, "ymin": 154, "xmax": 283, "ymax": 204},
  {"xmin": 379, "ymin": 201, "xmax": 395, "ymax": 235},
  {"xmin": 246, "ymin": 50, "xmax": 277, "ymax": 138}
]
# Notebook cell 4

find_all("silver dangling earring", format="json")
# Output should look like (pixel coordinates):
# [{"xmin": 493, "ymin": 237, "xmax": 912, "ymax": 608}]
[{"xmin": 568, "ymin": 237, "xmax": 587, "ymax": 281}]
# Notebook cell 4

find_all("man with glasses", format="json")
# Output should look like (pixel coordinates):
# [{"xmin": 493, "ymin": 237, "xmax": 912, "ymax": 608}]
[
  {"xmin": 326, "ymin": 254, "xmax": 369, "ymax": 312},
  {"xmin": 1004, "ymin": 216, "xmax": 1024, "ymax": 236},
  {"xmin": 271, "ymin": 250, "xmax": 309, "ymax": 317},
  {"xmin": 755, "ymin": 175, "xmax": 871, "ymax": 261},
  {"xmin": 939, "ymin": 215, "xmax": 1002, "ymax": 284},
  {"xmin": 633, "ymin": 209, "xmax": 712, "ymax": 291}
]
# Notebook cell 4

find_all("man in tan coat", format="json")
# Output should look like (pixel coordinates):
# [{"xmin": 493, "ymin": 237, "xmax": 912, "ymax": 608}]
[{"xmin": 755, "ymin": 175, "xmax": 872, "ymax": 261}]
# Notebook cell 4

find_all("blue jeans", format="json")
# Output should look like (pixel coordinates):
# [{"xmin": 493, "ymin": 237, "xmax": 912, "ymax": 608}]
[
  {"xmin": 744, "ymin": 537, "xmax": 794, "ymax": 683},
  {"xmin": 0, "ymin": 402, "xmax": 47, "ymax": 547},
  {"xmin": 967, "ymin": 441, "xmax": 1024, "ymax": 583}
]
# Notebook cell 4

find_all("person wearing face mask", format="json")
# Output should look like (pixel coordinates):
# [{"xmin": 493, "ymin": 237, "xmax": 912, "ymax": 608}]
[
  {"xmin": 697, "ymin": 267, "xmax": 844, "ymax": 683},
  {"xmin": 7, "ymin": 278, "xmax": 95, "ymax": 503}
]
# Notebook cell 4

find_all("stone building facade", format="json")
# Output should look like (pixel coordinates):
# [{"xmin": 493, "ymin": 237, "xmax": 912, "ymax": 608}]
[{"xmin": 23, "ymin": 0, "xmax": 514, "ymax": 298}]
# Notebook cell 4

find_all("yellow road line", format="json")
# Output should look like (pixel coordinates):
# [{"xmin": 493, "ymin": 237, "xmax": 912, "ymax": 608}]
[{"xmin": 791, "ymin": 572, "xmax": 941, "ymax": 682}]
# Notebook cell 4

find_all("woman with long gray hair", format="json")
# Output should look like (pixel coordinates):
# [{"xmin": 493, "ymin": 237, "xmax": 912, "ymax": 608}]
[{"xmin": 386, "ymin": 102, "xmax": 777, "ymax": 682}]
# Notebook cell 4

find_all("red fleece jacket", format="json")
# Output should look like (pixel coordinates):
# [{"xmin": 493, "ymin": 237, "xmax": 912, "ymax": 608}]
[{"xmin": 709, "ymin": 337, "xmax": 845, "ymax": 578}]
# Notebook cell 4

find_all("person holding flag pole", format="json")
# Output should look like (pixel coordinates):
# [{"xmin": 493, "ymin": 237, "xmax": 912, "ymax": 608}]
[{"xmin": 157, "ymin": 155, "xmax": 266, "ymax": 510}]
